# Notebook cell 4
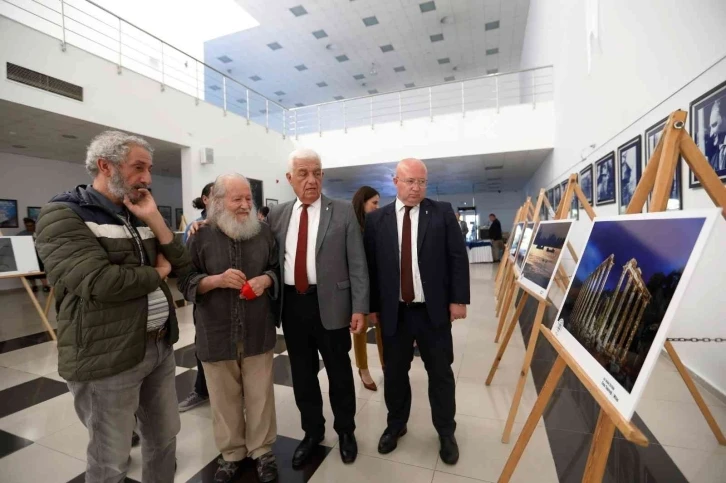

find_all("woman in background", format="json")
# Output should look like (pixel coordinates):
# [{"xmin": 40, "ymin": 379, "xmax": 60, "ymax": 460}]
[
  {"xmin": 183, "ymin": 182, "xmax": 214, "ymax": 243},
  {"xmin": 352, "ymin": 186, "xmax": 384, "ymax": 391}
]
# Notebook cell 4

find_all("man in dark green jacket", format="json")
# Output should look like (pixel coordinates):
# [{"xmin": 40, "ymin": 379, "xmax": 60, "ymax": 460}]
[{"xmin": 36, "ymin": 130, "xmax": 193, "ymax": 483}]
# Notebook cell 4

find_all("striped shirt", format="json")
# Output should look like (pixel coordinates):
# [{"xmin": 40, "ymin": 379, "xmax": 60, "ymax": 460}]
[{"xmin": 147, "ymin": 287, "xmax": 170, "ymax": 331}]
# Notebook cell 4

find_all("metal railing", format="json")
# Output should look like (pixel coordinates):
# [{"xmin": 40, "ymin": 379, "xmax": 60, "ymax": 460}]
[
  {"xmin": 0, "ymin": 0, "xmax": 287, "ymax": 134},
  {"xmin": 288, "ymin": 66, "xmax": 553, "ymax": 137},
  {"xmin": 1, "ymin": 0, "xmax": 553, "ymax": 140}
]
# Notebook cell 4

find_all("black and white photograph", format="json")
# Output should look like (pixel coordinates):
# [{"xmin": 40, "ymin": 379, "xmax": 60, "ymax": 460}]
[
  {"xmin": 249, "ymin": 178, "xmax": 264, "ymax": 210},
  {"xmin": 266, "ymin": 198, "xmax": 278, "ymax": 207},
  {"xmin": 0, "ymin": 199, "xmax": 19, "ymax": 228},
  {"xmin": 617, "ymin": 136, "xmax": 643, "ymax": 214},
  {"xmin": 0, "ymin": 238, "xmax": 18, "ymax": 273},
  {"xmin": 595, "ymin": 152, "xmax": 616, "ymax": 206},
  {"xmin": 689, "ymin": 80, "xmax": 726, "ymax": 188},
  {"xmin": 579, "ymin": 164, "xmax": 593, "ymax": 207},
  {"xmin": 645, "ymin": 117, "xmax": 682, "ymax": 210},
  {"xmin": 519, "ymin": 220, "xmax": 573, "ymax": 298},
  {"xmin": 158, "ymin": 205, "xmax": 172, "ymax": 228}
]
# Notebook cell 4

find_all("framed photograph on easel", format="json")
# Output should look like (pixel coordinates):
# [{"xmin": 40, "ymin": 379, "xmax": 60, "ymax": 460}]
[{"xmin": 689, "ymin": 80, "xmax": 726, "ymax": 188}]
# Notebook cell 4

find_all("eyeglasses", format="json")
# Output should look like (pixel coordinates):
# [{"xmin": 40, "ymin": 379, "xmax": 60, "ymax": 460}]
[{"xmin": 397, "ymin": 178, "xmax": 427, "ymax": 187}]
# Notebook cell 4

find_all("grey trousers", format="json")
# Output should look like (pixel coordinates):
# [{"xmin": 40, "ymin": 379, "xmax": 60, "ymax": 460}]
[{"xmin": 68, "ymin": 337, "xmax": 180, "ymax": 483}]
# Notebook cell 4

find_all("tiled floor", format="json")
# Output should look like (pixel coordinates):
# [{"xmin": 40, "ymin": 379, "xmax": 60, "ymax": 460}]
[{"xmin": 0, "ymin": 266, "xmax": 724, "ymax": 482}]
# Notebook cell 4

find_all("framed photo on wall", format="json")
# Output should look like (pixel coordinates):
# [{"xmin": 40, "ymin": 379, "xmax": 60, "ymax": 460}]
[
  {"xmin": 266, "ymin": 199, "xmax": 278, "ymax": 207},
  {"xmin": 175, "ymin": 208, "xmax": 184, "ymax": 230},
  {"xmin": 617, "ymin": 136, "xmax": 643, "ymax": 214},
  {"xmin": 689, "ymin": 80, "xmax": 726, "ymax": 188},
  {"xmin": 0, "ymin": 199, "xmax": 19, "ymax": 228},
  {"xmin": 579, "ymin": 165, "xmax": 593, "ymax": 208},
  {"xmin": 158, "ymin": 206, "xmax": 172, "ymax": 228},
  {"xmin": 645, "ymin": 117, "xmax": 682, "ymax": 210},
  {"xmin": 27, "ymin": 206, "xmax": 42, "ymax": 221},
  {"xmin": 595, "ymin": 152, "xmax": 616, "ymax": 206},
  {"xmin": 248, "ymin": 179, "xmax": 264, "ymax": 210}
]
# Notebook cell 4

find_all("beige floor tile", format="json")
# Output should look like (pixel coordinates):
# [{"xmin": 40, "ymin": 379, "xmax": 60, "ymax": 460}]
[
  {"xmin": 0, "ymin": 366, "xmax": 40, "ymax": 390},
  {"xmin": 0, "ymin": 393, "xmax": 78, "ymax": 441},
  {"xmin": 455, "ymin": 377, "xmax": 542, "ymax": 427},
  {"xmin": 0, "ymin": 443, "xmax": 86, "ymax": 483},
  {"xmin": 308, "ymin": 452, "xmax": 435, "ymax": 483}
]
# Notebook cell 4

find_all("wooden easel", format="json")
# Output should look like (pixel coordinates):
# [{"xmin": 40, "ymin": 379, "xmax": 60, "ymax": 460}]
[
  {"xmin": 178, "ymin": 214, "xmax": 188, "ymax": 232},
  {"xmin": 489, "ymin": 175, "xmax": 595, "ymax": 443},
  {"xmin": 498, "ymin": 110, "xmax": 726, "ymax": 483},
  {"xmin": 495, "ymin": 198, "xmax": 534, "ymax": 320},
  {"xmin": 0, "ymin": 229, "xmax": 56, "ymax": 341},
  {"xmin": 495, "ymin": 200, "xmax": 533, "ymax": 295}
]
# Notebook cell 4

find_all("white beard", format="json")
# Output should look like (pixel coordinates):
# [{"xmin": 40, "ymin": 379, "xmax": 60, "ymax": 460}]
[{"xmin": 213, "ymin": 208, "xmax": 262, "ymax": 241}]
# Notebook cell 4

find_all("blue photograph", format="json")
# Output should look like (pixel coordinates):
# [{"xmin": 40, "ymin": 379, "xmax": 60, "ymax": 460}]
[
  {"xmin": 579, "ymin": 165, "xmax": 593, "ymax": 207},
  {"xmin": 618, "ymin": 136, "xmax": 643, "ymax": 214},
  {"xmin": 27, "ymin": 206, "xmax": 42, "ymax": 221},
  {"xmin": 690, "ymin": 80, "xmax": 726, "ymax": 188},
  {"xmin": 595, "ymin": 152, "xmax": 616, "ymax": 206},
  {"xmin": 558, "ymin": 216, "xmax": 706, "ymax": 393},
  {"xmin": 0, "ymin": 199, "xmax": 19, "ymax": 228},
  {"xmin": 645, "ymin": 117, "xmax": 682, "ymax": 210}
]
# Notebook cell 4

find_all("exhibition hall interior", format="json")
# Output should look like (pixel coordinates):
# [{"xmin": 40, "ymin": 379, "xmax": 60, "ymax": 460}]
[{"xmin": 0, "ymin": 0, "xmax": 725, "ymax": 482}]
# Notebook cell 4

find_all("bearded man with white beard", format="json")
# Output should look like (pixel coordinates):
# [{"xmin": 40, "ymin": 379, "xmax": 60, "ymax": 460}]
[{"xmin": 178, "ymin": 173, "xmax": 281, "ymax": 483}]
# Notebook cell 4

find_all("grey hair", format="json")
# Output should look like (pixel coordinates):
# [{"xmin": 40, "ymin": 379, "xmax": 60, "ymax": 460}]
[
  {"xmin": 85, "ymin": 130, "xmax": 154, "ymax": 177},
  {"xmin": 288, "ymin": 148, "xmax": 321, "ymax": 173},
  {"xmin": 210, "ymin": 173, "xmax": 251, "ymax": 201}
]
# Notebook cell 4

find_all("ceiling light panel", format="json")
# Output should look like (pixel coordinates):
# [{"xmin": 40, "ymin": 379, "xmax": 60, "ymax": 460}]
[
  {"xmin": 362, "ymin": 16, "xmax": 379, "ymax": 27},
  {"xmin": 353, "ymin": 74, "xmax": 365, "ymax": 80},
  {"xmin": 312, "ymin": 29, "xmax": 328, "ymax": 39},
  {"xmin": 289, "ymin": 5, "xmax": 308, "ymax": 17},
  {"xmin": 267, "ymin": 42, "xmax": 282, "ymax": 51},
  {"xmin": 217, "ymin": 55, "xmax": 233, "ymax": 63},
  {"xmin": 485, "ymin": 20, "xmax": 500, "ymax": 31},
  {"xmin": 333, "ymin": 95, "xmax": 344, "ymax": 100},
  {"xmin": 430, "ymin": 34, "xmax": 444, "ymax": 43},
  {"xmin": 295, "ymin": 64, "xmax": 308, "ymax": 71},
  {"xmin": 486, "ymin": 48, "xmax": 499, "ymax": 55},
  {"xmin": 394, "ymin": 66, "xmax": 406, "ymax": 73},
  {"xmin": 419, "ymin": 1, "xmax": 436, "ymax": 13},
  {"xmin": 368, "ymin": 89, "xmax": 378, "ymax": 94},
  {"xmin": 317, "ymin": 81, "xmax": 328, "ymax": 87},
  {"xmin": 437, "ymin": 58, "xmax": 450, "ymax": 64},
  {"xmin": 380, "ymin": 44, "xmax": 394, "ymax": 53},
  {"xmin": 335, "ymin": 55, "xmax": 349, "ymax": 62},
  {"xmin": 249, "ymin": 75, "xmax": 262, "ymax": 81}
]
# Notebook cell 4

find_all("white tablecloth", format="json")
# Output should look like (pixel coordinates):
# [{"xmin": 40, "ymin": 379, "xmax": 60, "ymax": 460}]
[{"xmin": 468, "ymin": 245, "xmax": 493, "ymax": 263}]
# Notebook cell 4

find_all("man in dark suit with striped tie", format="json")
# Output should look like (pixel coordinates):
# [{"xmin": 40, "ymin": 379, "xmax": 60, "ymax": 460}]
[{"xmin": 364, "ymin": 158, "xmax": 470, "ymax": 465}]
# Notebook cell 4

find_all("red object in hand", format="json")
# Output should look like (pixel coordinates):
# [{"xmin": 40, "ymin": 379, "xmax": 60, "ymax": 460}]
[{"xmin": 241, "ymin": 282, "xmax": 257, "ymax": 300}]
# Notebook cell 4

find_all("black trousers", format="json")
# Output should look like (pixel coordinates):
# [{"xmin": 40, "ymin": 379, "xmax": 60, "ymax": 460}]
[
  {"xmin": 282, "ymin": 285, "xmax": 356, "ymax": 437},
  {"xmin": 383, "ymin": 303, "xmax": 456, "ymax": 436}
]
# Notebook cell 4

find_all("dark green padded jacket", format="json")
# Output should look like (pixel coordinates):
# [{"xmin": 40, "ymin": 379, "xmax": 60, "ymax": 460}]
[{"xmin": 35, "ymin": 185, "xmax": 193, "ymax": 382}]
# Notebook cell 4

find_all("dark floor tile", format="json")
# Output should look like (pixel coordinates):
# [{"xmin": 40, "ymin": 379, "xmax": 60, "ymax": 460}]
[
  {"xmin": 0, "ymin": 429, "xmax": 33, "ymax": 459},
  {"xmin": 272, "ymin": 355, "xmax": 324, "ymax": 388},
  {"xmin": 0, "ymin": 331, "xmax": 54, "ymax": 354},
  {"xmin": 614, "ymin": 412, "xmax": 660, "ymax": 446},
  {"xmin": 184, "ymin": 434, "xmax": 331, "ymax": 482},
  {"xmin": 612, "ymin": 436, "xmax": 688, "ymax": 482},
  {"xmin": 176, "ymin": 369, "xmax": 199, "ymax": 403},
  {"xmin": 174, "ymin": 344, "xmax": 198, "ymax": 368},
  {"xmin": 67, "ymin": 475, "xmax": 140, "ymax": 483},
  {"xmin": 545, "ymin": 428, "xmax": 618, "ymax": 483},
  {"xmin": 0, "ymin": 377, "xmax": 69, "ymax": 419},
  {"xmin": 530, "ymin": 359, "xmax": 588, "ymax": 393},
  {"xmin": 274, "ymin": 334, "xmax": 287, "ymax": 354},
  {"xmin": 541, "ymin": 388, "xmax": 601, "ymax": 434}
]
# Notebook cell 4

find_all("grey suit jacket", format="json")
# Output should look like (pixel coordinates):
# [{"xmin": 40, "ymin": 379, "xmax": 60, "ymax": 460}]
[{"xmin": 268, "ymin": 195, "xmax": 369, "ymax": 330}]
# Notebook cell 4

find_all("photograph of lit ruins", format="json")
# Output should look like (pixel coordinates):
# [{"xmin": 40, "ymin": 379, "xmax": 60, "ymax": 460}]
[
  {"xmin": 520, "ymin": 221, "xmax": 572, "ymax": 290},
  {"xmin": 558, "ymin": 217, "xmax": 706, "ymax": 393}
]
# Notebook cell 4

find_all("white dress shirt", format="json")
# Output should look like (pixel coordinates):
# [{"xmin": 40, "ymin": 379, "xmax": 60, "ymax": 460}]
[
  {"xmin": 284, "ymin": 197, "xmax": 322, "ymax": 286},
  {"xmin": 396, "ymin": 198, "xmax": 425, "ymax": 303}
]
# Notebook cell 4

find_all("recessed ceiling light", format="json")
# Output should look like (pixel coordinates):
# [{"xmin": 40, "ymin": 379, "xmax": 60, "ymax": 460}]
[
  {"xmin": 274, "ymin": 90, "xmax": 285, "ymax": 96},
  {"xmin": 485, "ymin": 20, "xmax": 500, "ymax": 31},
  {"xmin": 438, "ymin": 57, "xmax": 450, "ymax": 64},
  {"xmin": 61, "ymin": 134, "xmax": 78, "ymax": 139},
  {"xmin": 486, "ymin": 48, "xmax": 499, "ymax": 55},
  {"xmin": 404, "ymin": 82, "xmax": 415, "ymax": 88},
  {"xmin": 267, "ymin": 42, "xmax": 282, "ymax": 51},
  {"xmin": 362, "ymin": 16, "xmax": 379, "ymax": 27},
  {"xmin": 444, "ymin": 76, "xmax": 455, "ymax": 82},
  {"xmin": 380, "ymin": 44, "xmax": 394, "ymax": 53},
  {"xmin": 317, "ymin": 81, "xmax": 328, "ymax": 87},
  {"xmin": 368, "ymin": 89, "xmax": 378, "ymax": 94},
  {"xmin": 217, "ymin": 55, "xmax": 233, "ymax": 63},
  {"xmin": 440, "ymin": 15, "xmax": 454, "ymax": 25},
  {"xmin": 487, "ymin": 68, "xmax": 499, "ymax": 75},
  {"xmin": 295, "ymin": 64, "xmax": 308, "ymax": 71},
  {"xmin": 289, "ymin": 5, "xmax": 308, "ymax": 17},
  {"xmin": 12, "ymin": 144, "xmax": 27, "ymax": 148},
  {"xmin": 430, "ymin": 34, "xmax": 444, "ymax": 43},
  {"xmin": 353, "ymin": 74, "xmax": 365, "ymax": 80},
  {"xmin": 209, "ymin": 85, "xmax": 221, "ymax": 91},
  {"xmin": 333, "ymin": 95, "xmax": 345, "ymax": 100},
  {"xmin": 249, "ymin": 75, "xmax": 262, "ymax": 81},
  {"xmin": 419, "ymin": 1, "xmax": 436, "ymax": 13},
  {"xmin": 336, "ymin": 55, "xmax": 349, "ymax": 62},
  {"xmin": 394, "ymin": 66, "xmax": 406, "ymax": 73},
  {"xmin": 312, "ymin": 29, "xmax": 328, "ymax": 39}
]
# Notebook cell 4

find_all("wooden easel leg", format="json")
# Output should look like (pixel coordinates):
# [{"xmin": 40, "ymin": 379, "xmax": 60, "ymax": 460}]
[
  {"xmin": 21, "ymin": 277, "xmax": 57, "ymax": 341},
  {"xmin": 502, "ymin": 300, "xmax": 546, "ymax": 443},
  {"xmin": 495, "ymin": 268, "xmax": 512, "ymax": 318},
  {"xmin": 495, "ymin": 280, "xmax": 517, "ymax": 343},
  {"xmin": 43, "ymin": 287, "xmax": 55, "ymax": 317},
  {"xmin": 664, "ymin": 341, "xmax": 726, "ymax": 445},
  {"xmin": 581, "ymin": 411, "xmax": 616, "ymax": 482},
  {"xmin": 498, "ymin": 356, "xmax": 566, "ymax": 483},
  {"xmin": 487, "ymin": 292, "xmax": 530, "ymax": 385}
]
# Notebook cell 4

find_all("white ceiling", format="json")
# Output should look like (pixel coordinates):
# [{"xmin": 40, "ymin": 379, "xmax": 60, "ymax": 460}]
[
  {"xmin": 0, "ymin": 100, "xmax": 184, "ymax": 177},
  {"xmin": 322, "ymin": 148, "xmax": 551, "ymax": 199},
  {"xmin": 204, "ymin": 0, "xmax": 530, "ymax": 107}
]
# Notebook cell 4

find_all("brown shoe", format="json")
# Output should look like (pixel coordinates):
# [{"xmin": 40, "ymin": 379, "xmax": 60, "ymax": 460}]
[{"xmin": 359, "ymin": 369, "xmax": 377, "ymax": 391}]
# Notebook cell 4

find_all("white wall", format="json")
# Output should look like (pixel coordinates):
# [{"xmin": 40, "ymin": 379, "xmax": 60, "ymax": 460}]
[
  {"xmin": 0, "ymin": 17, "xmax": 296, "ymax": 227},
  {"xmin": 294, "ymin": 102, "xmax": 555, "ymax": 169},
  {"xmin": 520, "ymin": 0, "xmax": 726, "ymax": 394}
]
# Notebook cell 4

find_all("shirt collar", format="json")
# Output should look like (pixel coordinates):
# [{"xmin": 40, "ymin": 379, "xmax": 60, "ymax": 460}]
[
  {"xmin": 294, "ymin": 196, "xmax": 322, "ymax": 211},
  {"xmin": 86, "ymin": 186, "xmax": 126, "ymax": 215},
  {"xmin": 396, "ymin": 198, "xmax": 420, "ymax": 212}
]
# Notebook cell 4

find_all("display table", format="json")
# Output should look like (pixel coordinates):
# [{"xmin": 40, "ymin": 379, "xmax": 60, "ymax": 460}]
[{"xmin": 467, "ymin": 240, "xmax": 493, "ymax": 264}]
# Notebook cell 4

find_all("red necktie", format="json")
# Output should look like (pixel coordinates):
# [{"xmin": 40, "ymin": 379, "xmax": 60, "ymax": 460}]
[
  {"xmin": 295, "ymin": 204, "xmax": 310, "ymax": 293},
  {"xmin": 401, "ymin": 206, "xmax": 415, "ymax": 303}
]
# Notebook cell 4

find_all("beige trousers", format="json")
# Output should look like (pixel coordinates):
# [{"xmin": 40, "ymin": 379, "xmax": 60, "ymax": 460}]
[{"xmin": 202, "ymin": 347, "xmax": 276, "ymax": 462}]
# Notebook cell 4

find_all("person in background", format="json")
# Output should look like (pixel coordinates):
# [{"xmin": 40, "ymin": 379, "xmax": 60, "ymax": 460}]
[
  {"xmin": 178, "ymin": 182, "xmax": 214, "ymax": 413},
  {"xmin": 267, "ymin": 148, "xmax": 368, "ymax": 467},
  {"xmin": 35, "ymin": 130, "xmax": 193, "ymax": 482},
  {"xmin": 351, "ymin": 186, "xmax": 384, "ymax": 391},
  {"xmin": 180, "ymin": 174, "xmax": 279, "ymax": 483},
  {"xmin": 258, "ymin": 206, "xmax": 270, "ymax": 223},
  {"xmin": 488, "ymin": 213, "xmax": 503, "ymax": 262},
  {"xmin": 364, "ymin": 158, "xmax": 469, "ymax": 465},
  {"xmin": 17, "ymin": 217, "xmax": 50, "ymax": 293},
  {"xmin": 457, "ymin": 214, "xmax": 468, "ymax": 239}
]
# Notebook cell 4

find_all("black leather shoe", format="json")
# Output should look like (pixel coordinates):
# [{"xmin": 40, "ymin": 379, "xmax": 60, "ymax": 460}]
[
  {"xmin": 439, "ymin": 435, "xmax": 459, "ymax": 465},
  {"xmin": 377, "ymin": 426, "xmax": 407, "ymax": 454},
  {"xmin": 292, "ymin": 434, "xmax": 324, "ymax": 468},
  {"xmin": 339, "ymin": 432, "xmax": 358, "ymax": 464}
]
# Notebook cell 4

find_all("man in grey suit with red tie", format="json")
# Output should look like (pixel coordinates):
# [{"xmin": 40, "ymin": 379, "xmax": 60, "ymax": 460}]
[
  {"xmin": 364, "ymin": 158, "xmax": 470, "ymax": 465},
  {"xmin": 267, "ymin": 148, "xmax": 368, "ymax": 467}
]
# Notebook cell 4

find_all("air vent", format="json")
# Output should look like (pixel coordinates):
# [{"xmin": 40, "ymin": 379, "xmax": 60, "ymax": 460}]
[
  {"xmin": 485, "ymin": 165, "xmax": 503, "ymax": 171},
  {"xmin": 6, "ymin": 63, "xmax": 83, "ymax": 101}
]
